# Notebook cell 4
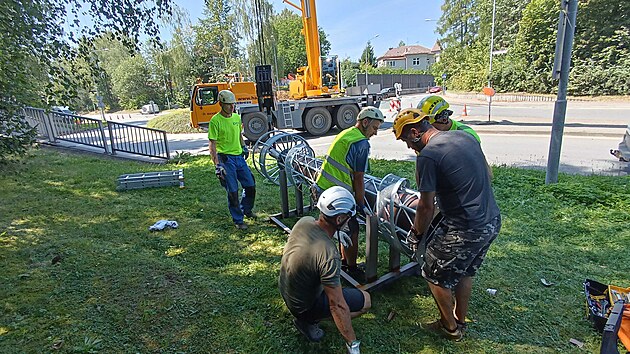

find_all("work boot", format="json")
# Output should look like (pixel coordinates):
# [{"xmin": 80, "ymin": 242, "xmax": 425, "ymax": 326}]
[
  {"xmin": 234, "ymin": 223, "xmax": 248, "ymax": 230},
  {"xmin": 342, "ymin": 264, "xmax": 366, "ymax": 284},
  {"xmin": 293, "ymin": 318, "xmax": 324, "ymax": 342},
  {"xmin": 244, "ymin": 211, "xmax": 258, "ymax": 219}
]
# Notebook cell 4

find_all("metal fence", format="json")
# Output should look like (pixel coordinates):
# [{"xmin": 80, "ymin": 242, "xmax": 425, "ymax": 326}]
[
  {"xmin": 21, "ymin": 107, "xmax": 170, "ymax": 160},
  {"xmin": 356, "ymin": 74, "xmax": 435, "ymax": 89},
  {"xmin": 107, "ymin": 121, "xmax": 170, "ymax": 159}
]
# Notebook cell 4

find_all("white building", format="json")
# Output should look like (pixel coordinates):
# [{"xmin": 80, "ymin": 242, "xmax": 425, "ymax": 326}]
[{"xmin": 376, "ymin": 42, "xmax": 442, "ymax": 70}]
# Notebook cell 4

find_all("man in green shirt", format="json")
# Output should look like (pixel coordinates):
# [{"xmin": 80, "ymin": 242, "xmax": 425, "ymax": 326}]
[
  {"xmin": 208, "ymin": 90, "xmax": 256, "ymax": 230},
  {"xmin": 279, "ymin": 186, "xmax": 370, "ymax": 353},
  {"xmin": 417, "ymin": 95, "xmax": 481, "ymax": 142}
]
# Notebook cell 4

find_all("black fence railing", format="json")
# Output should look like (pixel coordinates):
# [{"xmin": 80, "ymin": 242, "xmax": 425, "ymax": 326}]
[
  {"xmin": 21, "ymin": 108, "xmax": 170, "ymax": 160},
  {"xmin": 107, "ymin": 121, "xmax": 170, "ymax": 159}
]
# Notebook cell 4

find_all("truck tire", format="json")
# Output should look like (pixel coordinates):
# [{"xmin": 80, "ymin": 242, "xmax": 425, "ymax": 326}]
[
  {"xmin": 334, "ymin": 104, "xmax": 359, "ymax": 130},
  {"xmin": 304, "ymin": 107, "xmax": 332, "ymax": 136},
  {"xmin": 243, "ymin": 112, "xmax": 269, "ymax": 142}
]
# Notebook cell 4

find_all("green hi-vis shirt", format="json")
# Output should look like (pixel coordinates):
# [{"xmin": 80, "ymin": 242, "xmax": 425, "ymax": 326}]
[
  {"xmin": 278, "ymin": 216, "xmax": 341, "ymax": 315},
  {"xmin": 450, "ymin": 120, "xmax": 481, "ymax": 143},
  {"xmin": 208, "ymin": 112, "xmax": 243, "ymax": 155}
]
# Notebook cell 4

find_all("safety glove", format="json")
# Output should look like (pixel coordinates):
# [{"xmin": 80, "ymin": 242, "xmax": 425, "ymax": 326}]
[
  {"xmin": 357, "ymin": 204, "xmax": 374, "ymax": 218},
  {"xmin": 346, "ymin": 340, "xmax": 361, "ymax": 354},
  {"xmin": 242, "ymin": 145, "xmax": 249, "ymax": 160},
  {"xmin": 406, "ymin": 228, "xmax": 422, "ymax": 253},
  {"xmin": 215, "ymin": 163, "xmax": 226, "ymax": 180}
]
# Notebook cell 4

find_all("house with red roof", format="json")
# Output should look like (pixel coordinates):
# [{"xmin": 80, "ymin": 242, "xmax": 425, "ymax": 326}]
[{"xmin": 376, "ymin": 42, "xmax": 442, "ymax": 70}]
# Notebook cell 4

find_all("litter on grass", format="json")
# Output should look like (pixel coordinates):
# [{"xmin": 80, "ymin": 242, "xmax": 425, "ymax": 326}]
[{"xmin": 149, "ymin": 220, "xmax": 179, "ymax": 231}]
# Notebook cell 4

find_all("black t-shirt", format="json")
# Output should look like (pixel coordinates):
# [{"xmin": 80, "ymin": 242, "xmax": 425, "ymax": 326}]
[{"xmin": 416, "ymin": 131, "xmax": 500, "ymax": 229}]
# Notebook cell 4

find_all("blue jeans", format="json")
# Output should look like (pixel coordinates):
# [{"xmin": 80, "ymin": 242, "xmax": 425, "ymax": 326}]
[{"xmin": 219, "ymin": 154, "xmax": 256, "ymax": 224}]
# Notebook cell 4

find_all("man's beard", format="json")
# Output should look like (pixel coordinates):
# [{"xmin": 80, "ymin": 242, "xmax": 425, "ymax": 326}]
[{"xmin": 409, "ymin": 139, "xmax": 426, "ymax": 153}]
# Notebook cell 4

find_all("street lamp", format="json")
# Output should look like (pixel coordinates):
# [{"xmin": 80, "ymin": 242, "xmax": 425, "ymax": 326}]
[
  {"xmin": 486, "ymin": 0, "xmax": 497, "ymax": 122},
  {"xmin": 488, "ymin": 0, "xmax": 496, "ymax": 87},
  {"xmin": 364, "ymin": 34, "xmax": 379, "ymax": 87}
]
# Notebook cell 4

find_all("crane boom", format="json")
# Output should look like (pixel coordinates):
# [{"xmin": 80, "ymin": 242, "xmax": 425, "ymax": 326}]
[{"xmin": 284, "ymin": 0, "xmax": 330, "ymax": 98}]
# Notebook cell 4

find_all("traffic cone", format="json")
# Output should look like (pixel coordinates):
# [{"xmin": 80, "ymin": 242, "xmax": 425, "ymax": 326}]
[{"xmin": 462, "ymin": 104, "xmax": 468, "ymax": 117}]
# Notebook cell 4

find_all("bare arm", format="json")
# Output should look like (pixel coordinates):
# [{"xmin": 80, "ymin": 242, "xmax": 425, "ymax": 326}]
[
  {"xmin": 323, "ymin": 284, "xmax": 356, "ymax": 343},
  {"xmin": 413, "ymin": 191, "xmax": 435, "ymax": 236},
  {"xmin": 208, "ymin": 139, "xmax": 219, "ymax": 165},
  {"xmin": 352, "ymin": 171, "xmax": 365, "ymax": 208}
]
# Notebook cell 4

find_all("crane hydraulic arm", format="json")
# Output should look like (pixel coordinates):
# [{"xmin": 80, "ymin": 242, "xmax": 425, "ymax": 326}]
[{"xmin": 284, "ymin": 0, "xmax": 325, "ymax": 98}]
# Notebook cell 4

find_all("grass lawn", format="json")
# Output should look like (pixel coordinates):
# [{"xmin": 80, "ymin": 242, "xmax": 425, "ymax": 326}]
[
  {"xmin": 1, "ymin": 148, "xmax": 629, "ymax": 353},
  {"xmin": 147, "ymin": 109, "xmax": 201, "ymax": 134}
]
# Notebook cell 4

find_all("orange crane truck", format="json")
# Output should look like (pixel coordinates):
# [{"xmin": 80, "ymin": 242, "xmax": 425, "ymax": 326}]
[{"xmin": 190, "ymin": 0, "xmax": 377, "ymax": 141}]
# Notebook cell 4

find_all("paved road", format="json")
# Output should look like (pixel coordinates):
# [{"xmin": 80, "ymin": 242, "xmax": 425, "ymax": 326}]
[{"xmin": 86, "ymin": 97, "xmax": 630, "ymax": 175}]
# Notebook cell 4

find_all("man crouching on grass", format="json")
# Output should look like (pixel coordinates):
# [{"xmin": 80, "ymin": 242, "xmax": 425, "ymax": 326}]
[{"xmin": 279, "ymin": 186, "xmax": 370, "ymax": 354}]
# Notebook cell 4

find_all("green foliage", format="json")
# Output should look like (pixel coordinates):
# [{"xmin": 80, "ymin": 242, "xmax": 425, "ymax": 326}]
[
  {"xmin": 360, "ymin": 42, "xmax": 376, "ymax": 67},
  {"xmin": 1, "ymin": 150, "xmax": 629, "ymax": 352},
  {"xmin": 147, "ymin": 109, "xmax": 201, "ymax": 133},
  {"xmin": 112, "ymin": 56, "xmax": 159, "ymax": 109},
  {"xmin": 0, "ymin": 0, "xmax": 172, "ymax": 161},
  {"xmin": 340, "ymin": 57, "xmax": 359, "ymax": 87},
  {"xmin": 192, "ymin": 0, "xmax": 241, "ymax": 83},
  {"xmin": 271, "ymin": 8, "xmax": 332, "ymax": 77},
  {"xmin": 436, "ymin": 0, "xmax": 630, "ymax": 95}
]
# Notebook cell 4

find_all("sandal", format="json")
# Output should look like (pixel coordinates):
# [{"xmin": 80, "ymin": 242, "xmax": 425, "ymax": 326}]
[
  {"xmin": 293, "ymin": 318, "xmax": 325, "ymax": 342},
  {"xmin": 421, "ymin": 319, "xmax": 463, "ymax": 341}
]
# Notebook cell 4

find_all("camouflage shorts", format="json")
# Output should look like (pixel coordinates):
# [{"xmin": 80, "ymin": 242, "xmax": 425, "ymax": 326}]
[{"xmin": 422, "ymin": 215, "xmax": 501, "ymax": 289}]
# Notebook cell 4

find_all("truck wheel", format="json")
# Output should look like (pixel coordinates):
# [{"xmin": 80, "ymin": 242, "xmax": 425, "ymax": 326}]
[
  {"xmin": 334, "ymin": 104, "xmax": 359, "ymax": 130},
  {"xmin": 304, "ymin": 107, "xmax": 332, "ymax": 136},
  {"xmin": 243, "ymin": 112, "xmax": 269, "ymax": 142}
]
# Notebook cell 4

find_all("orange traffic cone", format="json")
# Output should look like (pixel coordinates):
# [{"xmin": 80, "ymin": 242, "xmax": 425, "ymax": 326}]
[{"xmin": 462, "ymin": 104, "xmax": 468, "ymax": 117}]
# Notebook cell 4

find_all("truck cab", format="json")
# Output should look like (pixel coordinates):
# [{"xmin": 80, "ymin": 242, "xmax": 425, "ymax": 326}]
[{"xmin": 189, "ymin": 81, "xmax": 258, "ymax": 128}]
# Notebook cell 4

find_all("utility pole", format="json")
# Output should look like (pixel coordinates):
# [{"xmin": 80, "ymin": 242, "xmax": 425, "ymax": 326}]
[{"xmin": 546, "ymin": 0, "xmax": 578, "ymax": 184}]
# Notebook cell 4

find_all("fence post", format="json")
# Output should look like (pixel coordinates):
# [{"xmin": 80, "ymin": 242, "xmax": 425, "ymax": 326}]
[
  {"xmin": 107, "ymin": 122, "xmax": 116, "ymax": 155},
  {"xmin": 98, "ymin": 121, "xmax": 109, "ymax": 154},
  {"xmin": 44, "ymin": 110, "xmax": 57, "ymax": 143},
  {"xmin": 163, "ymin": 130, "xmax": 170, "ymax": 160}
]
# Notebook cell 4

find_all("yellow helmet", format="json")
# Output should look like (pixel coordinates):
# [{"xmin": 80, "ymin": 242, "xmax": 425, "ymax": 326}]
[
  {"xmin": 392, "ymin": 108, "xmax": 429, "ymax": 139},
  {"xmin": 417, "ymin": 95, "xmax": 449, "ymax": 116}
]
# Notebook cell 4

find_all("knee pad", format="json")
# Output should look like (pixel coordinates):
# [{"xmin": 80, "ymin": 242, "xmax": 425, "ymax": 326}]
[
  {"xmin": 228, "ymin": 192, "xmax": 239, "ymax": 208},
  {"xmin": 244, "ymin": 186, "xmax": 256, "ymax": 198}
]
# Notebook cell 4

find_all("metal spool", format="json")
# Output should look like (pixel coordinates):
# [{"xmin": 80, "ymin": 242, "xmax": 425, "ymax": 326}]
[
  {"xmin": 284, "ymin": 143, "xmax": 318, "ymax": 186},
  {"xmin": 252, "ymin": 130, "xmax": 310, "ymax": 186}
]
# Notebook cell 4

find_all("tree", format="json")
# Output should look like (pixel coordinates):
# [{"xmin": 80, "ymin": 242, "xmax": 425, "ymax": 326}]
[
  {"xmin": 360, "ymin": 42, "xmax": 376, "ymax": 67},
  {"xmin": 0, "ymin": 0, "xmax": 172, "ymax": 162},
  {"xmin": 398, "ymin": 40, "xmax": 406, "ymax": 47},
  {"xmin": 112, "ymin": 56, "xmax": 159, "ymax": 109},
  {"xmin": 271, "ymin": 8, "xmax": 332, "ymax": 77},
  {"xmin": 192, "ymin": 0, "xmax": 240, "ymax": 82},
  {"xmin": 340, "ymin": 57, "xmax": 359, "ymax": 87}
]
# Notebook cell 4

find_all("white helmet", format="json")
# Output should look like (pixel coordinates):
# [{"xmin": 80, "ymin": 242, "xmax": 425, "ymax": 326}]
[
  {"xmin": 218, "ymin": 90, "xmax": 237, "ymax": 104},
  {"xmin": 357, "ymin": 106, "xmax": 385, "ymax": 121},
  {"xmin": 317, "ymin": 186, "xmax": 356, "ymax": 217}
]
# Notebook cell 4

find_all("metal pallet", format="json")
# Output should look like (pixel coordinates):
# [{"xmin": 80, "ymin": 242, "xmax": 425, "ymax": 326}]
[{"xmin": 116, "ymin": 169, "xmax": 184, "ymax": 191}]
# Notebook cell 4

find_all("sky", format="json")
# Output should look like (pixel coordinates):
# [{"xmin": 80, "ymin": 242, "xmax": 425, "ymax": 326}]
[{"xmin": 173, "ymin": 0, "xmax": 443, "ymax": 61}]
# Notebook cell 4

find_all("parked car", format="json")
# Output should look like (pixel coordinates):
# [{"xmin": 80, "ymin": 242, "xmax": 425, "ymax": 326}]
[
  {"xmin": 428, "ymin": 86, "xmax": 443, "ymax": 94},
  {"xmin": 379, "ymin": 87, "xmax": 397, "ymax": 98},
  {"xmin": 52, "ymin": 106, "xmax": 76, "ymax": 115},
  {"xmin": 141, "ymin": 102, "xmax": 160, "ymax": 114}
]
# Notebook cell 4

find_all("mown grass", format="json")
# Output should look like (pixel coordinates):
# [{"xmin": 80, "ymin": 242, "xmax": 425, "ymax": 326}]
[
  {"xmin": 1, "ymin": 148, "xmax": 629, "ymax": 353},
  {"xmin": 147, "ymin": 109, "xmax": 201, "ymax": 134}
]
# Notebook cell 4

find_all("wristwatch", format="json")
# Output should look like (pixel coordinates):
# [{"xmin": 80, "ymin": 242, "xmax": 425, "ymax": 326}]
[{"xmin": 346, "ymin": 339, "xmax": 361, "ymax": 354}]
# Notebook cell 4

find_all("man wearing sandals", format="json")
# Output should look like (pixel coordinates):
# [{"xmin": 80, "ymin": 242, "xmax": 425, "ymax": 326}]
[
  {"xmin": 279, "ymin": 187, "xmax": 371, "ymax": 353},
  {"xmin": 392, "ymin": 110, "xmax": 501, "ymax": 341}
]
